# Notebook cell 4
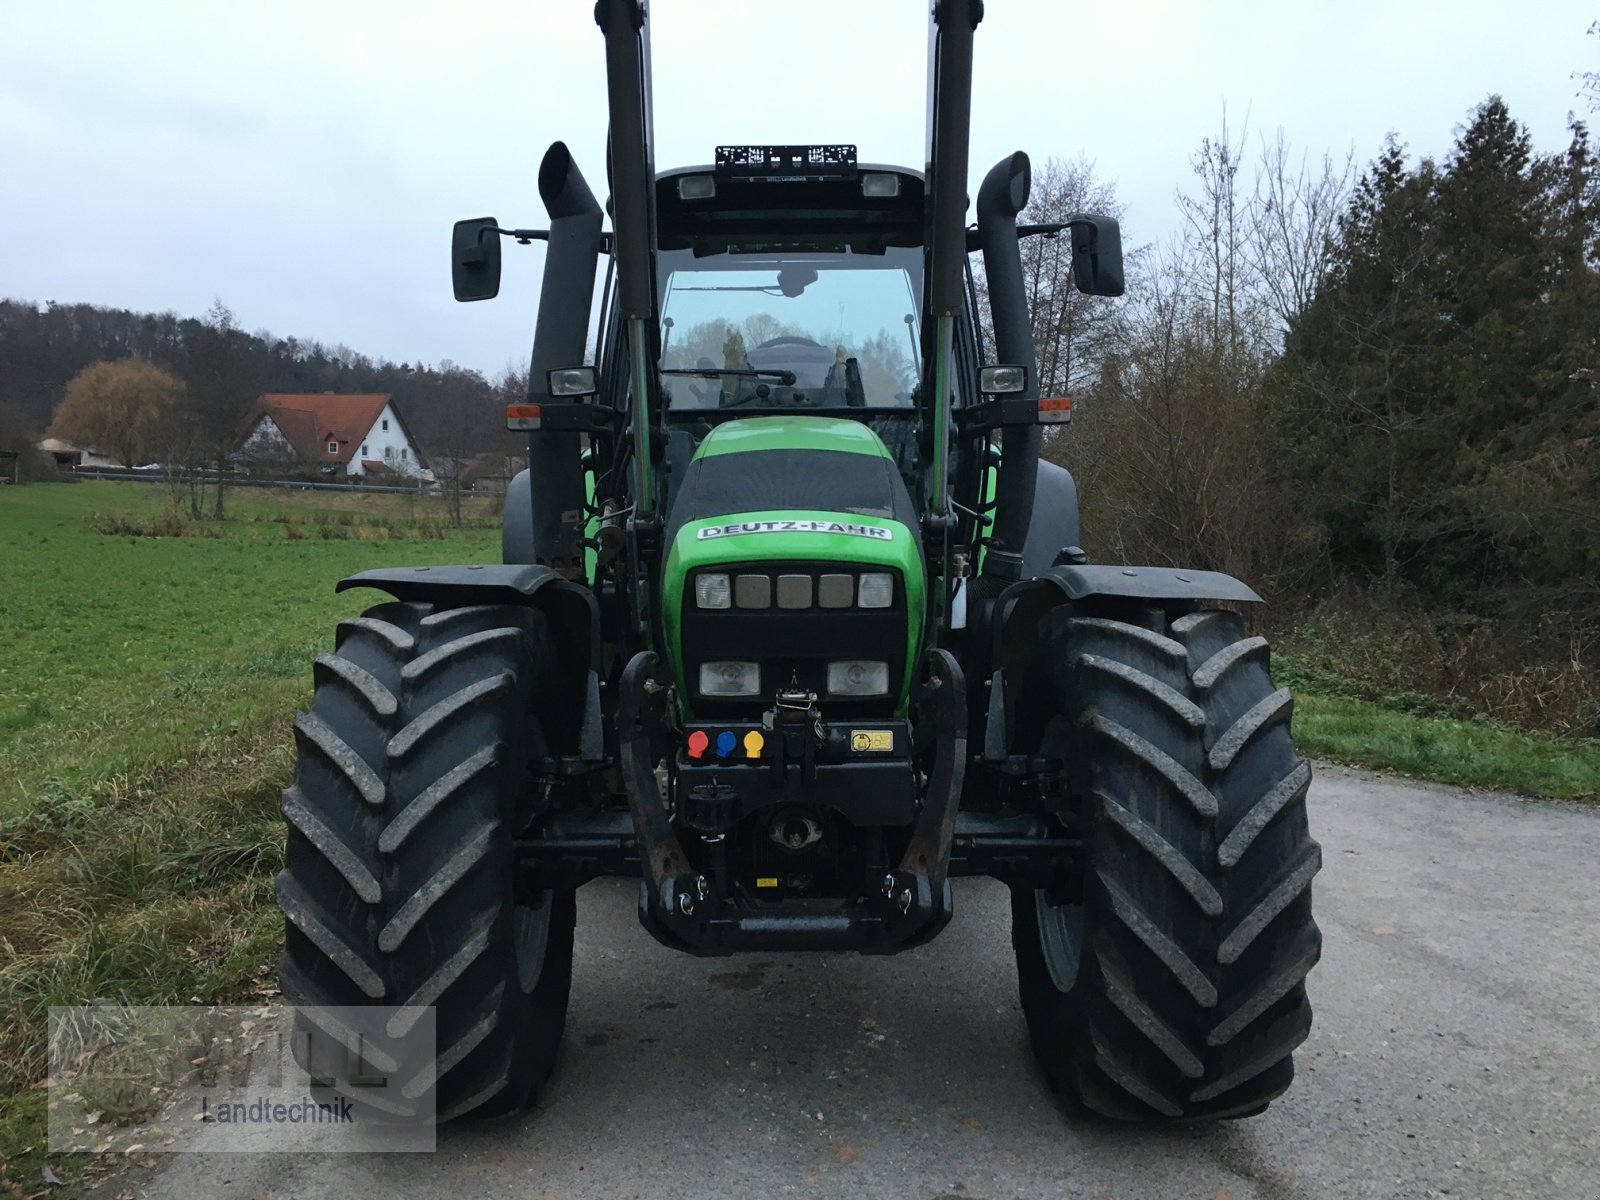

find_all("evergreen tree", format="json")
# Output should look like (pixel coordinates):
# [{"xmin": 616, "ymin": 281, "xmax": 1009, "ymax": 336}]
[{"xmin": 1278, "ymin": 100, "xmax": 1599, "ymax": 604}]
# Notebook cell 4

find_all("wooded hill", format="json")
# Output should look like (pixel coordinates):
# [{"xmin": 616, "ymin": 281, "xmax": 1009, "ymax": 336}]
[{"xmin": 0, "ymin": 300, "xmax": 521, "ymax": 476}]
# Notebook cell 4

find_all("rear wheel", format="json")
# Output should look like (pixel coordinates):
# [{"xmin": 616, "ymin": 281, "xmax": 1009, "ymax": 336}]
[
  {"xmin": 1012, "ymin": 603, "xmax": 1320, "ymax": 1120},
  {"xmin": 277, "ymin": 601, "xmax": 575, "ymax": 1121}
]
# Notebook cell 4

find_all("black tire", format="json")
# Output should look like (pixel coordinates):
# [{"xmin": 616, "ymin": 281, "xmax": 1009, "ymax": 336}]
[
  {"xmin": 277, "ymin": 600, "xmax": 575, "ymax": 1122},
  {"xmin": 1013, "ymin": 604, "xmax": 1320, "ymax": 1121}
]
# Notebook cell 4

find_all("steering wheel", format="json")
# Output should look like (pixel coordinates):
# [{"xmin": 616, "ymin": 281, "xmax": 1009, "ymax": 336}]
[{"xmin": 718, "ymin": 337, "xmax": 833, "ymax": 408}]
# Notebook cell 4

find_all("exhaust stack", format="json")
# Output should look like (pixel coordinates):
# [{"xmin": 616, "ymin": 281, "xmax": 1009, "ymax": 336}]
[
  {"xmin": 523, "ymin": 141, "xmax": 604, "ymax": 572},
  {"xmin": 977, "ymin": 151, "xmax": 1041, "ymax": 564}
]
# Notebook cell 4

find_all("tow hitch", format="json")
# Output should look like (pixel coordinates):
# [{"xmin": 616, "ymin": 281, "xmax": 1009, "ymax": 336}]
[{"xmin": 617, "ymin": 648, "xmax": 966, "ymax": 954}]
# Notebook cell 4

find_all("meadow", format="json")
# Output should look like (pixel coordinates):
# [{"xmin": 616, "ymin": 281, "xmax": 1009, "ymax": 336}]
[
  {"xmin": 0, "ymin": 479, "xmax": 1594, "ymax": 1182},
  {"xmin": 0, "ymin": 481, "xmax": 498, "ymax": 1180}
]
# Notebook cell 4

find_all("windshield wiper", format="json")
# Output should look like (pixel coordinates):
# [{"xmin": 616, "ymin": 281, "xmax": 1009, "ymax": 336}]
[{"xmin": 660, "ymin": 366, "xmax": 797, "ymax": 385}]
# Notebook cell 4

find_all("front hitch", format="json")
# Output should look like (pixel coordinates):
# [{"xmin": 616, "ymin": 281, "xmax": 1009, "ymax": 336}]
[
  {"xmin": 616, "ymin": 648, "xmax": 968, "ymax": 955},
  {"xmin": 615, "ymin": 650, "xmax": 698, "ymax": 951},
  {"xmin": 886, "ymin": 647, "xmax": 966, "ymax": 949}
]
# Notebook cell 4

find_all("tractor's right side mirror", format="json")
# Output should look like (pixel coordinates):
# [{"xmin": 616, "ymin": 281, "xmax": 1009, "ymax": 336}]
[
  {"xmin": 452, "ymin": 217, "xmax": 502, "ymax": 302},
  {"xmin": 1069, "ymin": 215, "xmax": 1125, "ymax": 297}
]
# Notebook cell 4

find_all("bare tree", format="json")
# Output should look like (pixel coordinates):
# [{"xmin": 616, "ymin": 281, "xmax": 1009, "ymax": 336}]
[
  {"xmin": 151, "ymin": 394, "xmax": 208, "ymax": 516},
  {"xmin": 184, "ymin": 301, "xmax": 259, "ymax": 520},
  {"xmin": 1074, "ymin": 236, "xmax": 1266, "ymax": 571},
  {"xmin": 1249, "ymin": 132, "xmax": 1354, "ymax": 335},
  {"xmin": 1578, "ymin": 20, "xmax": 1599, "ymax": 111},
  {"xmin": 1006, "ymin": 156, "xmax": 1130, "ymax": 396},
  {"xmin": 410, "ymin": 363, "xmax": 524, "ymax": 527},
  {"xmin": 1177, "ymin": 107, "xmax": 1280, "ymax": 366},
  {"xmin": 1065, "ymin": 112, "xmax": 1332, "ymax": 591}
]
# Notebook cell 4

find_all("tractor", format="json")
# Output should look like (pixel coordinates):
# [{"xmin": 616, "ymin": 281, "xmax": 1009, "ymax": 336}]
[{"xmin": 276, "ymin": 0, "xmax": 1321, "ymax": 1124}]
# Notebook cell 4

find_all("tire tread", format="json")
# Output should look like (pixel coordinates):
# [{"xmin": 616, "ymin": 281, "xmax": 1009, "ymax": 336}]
[
  {"xmin": 1015, "ymin": 604, "xmax": 1320, "ymax": 1121},
  {"xmin": 277, "ymin": 601, "xmax": 574, "ymax": 1121}
]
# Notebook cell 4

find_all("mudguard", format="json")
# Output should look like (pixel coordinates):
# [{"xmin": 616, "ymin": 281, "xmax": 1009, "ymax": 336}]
[
  {"xmin": 981, "ymin": 563, "xmax": 1261, "ymax": 765},
  {"xmin": 502, "ymin": 469, "xmax": 535, "ymax": 565},
  {"xmin": 338, "ymin": 564, "xmax": 605, "ymax": 761},
  {"xmin": 1041, "ymin": 563, "xmax": 1262, "ymax": 604},
  {"xmin": 1020, "ymin": 461, "xmax": 1081, "ymax": 578},
  {"xmin": 339, "ymin": 562, "xmax": 571, "ymax": 605}
]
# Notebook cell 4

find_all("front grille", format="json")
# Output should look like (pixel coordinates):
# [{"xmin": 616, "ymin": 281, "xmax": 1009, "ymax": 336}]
[{"xmin": 681, "ymin": 563, "xmax": 908, "ymax": 717}]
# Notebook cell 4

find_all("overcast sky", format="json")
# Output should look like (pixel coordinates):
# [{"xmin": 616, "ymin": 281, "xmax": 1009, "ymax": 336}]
[{"xmin": 2, "ymin": 1, "xmax": 1594, "ymax": 377}]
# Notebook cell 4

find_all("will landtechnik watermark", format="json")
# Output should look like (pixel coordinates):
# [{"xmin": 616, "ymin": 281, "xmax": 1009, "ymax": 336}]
[{"xmin": 47, "ymin": 1004, "xmax": 437, "ymax": 1153}]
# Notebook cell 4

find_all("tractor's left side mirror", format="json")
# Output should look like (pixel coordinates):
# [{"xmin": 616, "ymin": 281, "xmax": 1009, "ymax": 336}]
[
  {"xmin": 1069, "ymin": 215, "xmax": 1125, "ymax": 297},
  {"xmin": 452, "ymin": 217, "xmax": 502, "ymax": 302}
]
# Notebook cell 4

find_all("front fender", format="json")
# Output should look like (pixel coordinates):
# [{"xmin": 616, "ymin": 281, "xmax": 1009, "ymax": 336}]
[
  {"xmin": 980, "ymin": 563, "xmax": 1261, "ymax": 764},
  {"xmin": 338, "ymin": 563, "xmax": 578, "ymax": 607},
  {"xmin": 1041, "ymin": 563, "xmax": 1261, "ymax": 605},
  {"xmin": 337, "ymin": 564, "xmax": 604, "ymax": 761}
]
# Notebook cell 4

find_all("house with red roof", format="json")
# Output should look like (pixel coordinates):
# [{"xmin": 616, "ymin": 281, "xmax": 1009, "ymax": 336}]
[{"xmin": 237, "ymin": 393, "xmax": 429, "ymax": 479}]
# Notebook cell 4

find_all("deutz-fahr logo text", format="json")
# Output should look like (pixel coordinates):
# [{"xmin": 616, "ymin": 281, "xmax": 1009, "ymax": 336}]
[{"xmin": 696, "ymin": 520, "xmax": 893, "ymax": 541}]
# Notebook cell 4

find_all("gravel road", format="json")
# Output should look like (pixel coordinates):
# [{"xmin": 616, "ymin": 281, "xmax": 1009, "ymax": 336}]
[{"xmin": 143, "ymin": 764, "xmax": 1600, "ymax": 1199}]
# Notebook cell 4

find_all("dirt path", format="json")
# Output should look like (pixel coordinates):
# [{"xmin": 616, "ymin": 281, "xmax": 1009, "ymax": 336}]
[{"xmin": 141, "ymin": 765, "xmax": 1600, "ymax": 1199}]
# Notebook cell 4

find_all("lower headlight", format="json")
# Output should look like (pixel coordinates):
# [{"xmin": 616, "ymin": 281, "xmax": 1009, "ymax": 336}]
[
  {"xmin": 699, "ymin": 660, "xmax": 761, "ymax": 697},
  {"xmin": 826, "ymin": 660, "xmax": 889, "ymax": 697}
]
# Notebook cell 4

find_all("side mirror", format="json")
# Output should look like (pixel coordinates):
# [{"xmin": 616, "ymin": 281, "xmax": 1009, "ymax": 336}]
[
  {"xmin": 451, "ymin": 217, "xmax": 502, "ymax": 302},
  {"xmin": 1069, "ymin": 215, "xmax": 1125, "ymax": 297},
  {"xmin": 548, "ymin": 366, "xmax": 599, "ymax": 397}
]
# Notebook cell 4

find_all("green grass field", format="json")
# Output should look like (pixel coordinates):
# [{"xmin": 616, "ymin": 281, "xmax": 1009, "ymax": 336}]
[
  {"xmin": 0, "ymin": 480, "xmax": 1593, "ymax": 1180},
  {"xmin": 1276, "ymin": 659, "xmax": 1600, "ymax": 803},
  {"xmin": 1291, "ymin": 691, "xmax": 1600, "ymax": 801},
  {"xmin": 0, "ymin": 481, "xmax": 499, "ymax": 1181}
]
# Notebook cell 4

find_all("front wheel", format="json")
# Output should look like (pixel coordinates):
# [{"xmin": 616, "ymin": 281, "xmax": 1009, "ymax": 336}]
[
  {"xmin": 1013, "ymin": 604, "xmax": 1321, "ymax": 1121},
  {"xmin": 277, "ymin": 601, "xmax": 575, "ymax": 1121}
]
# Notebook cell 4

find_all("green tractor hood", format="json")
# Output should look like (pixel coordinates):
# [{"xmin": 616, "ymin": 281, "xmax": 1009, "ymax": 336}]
[{"xmin": 662, "ymin": 416, "xmax": 926, "ymax": 714}]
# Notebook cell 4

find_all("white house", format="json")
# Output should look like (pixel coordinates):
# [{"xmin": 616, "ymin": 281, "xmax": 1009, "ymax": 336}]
[
  {"xmin": 38, "ymin": 437, "xmax": 124, "ymax": 470},
  {"xmin": 238, "ymin": 393, "xmax": 429, "ymax": 479}
]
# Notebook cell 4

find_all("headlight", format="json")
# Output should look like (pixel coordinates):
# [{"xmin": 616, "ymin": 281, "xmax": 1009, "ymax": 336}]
[
  {"xmin": 695, "ymin": 573, "xmax": 731, "ymax": 609},
  {"xmin": 817, "ymin": 574, "xmax": 853, "ymax": 608},
  {"xmin": 734, "ymin": 574, "xmax": 771, "ymax": 608},
  {"xmin": 776, "ymin": 574, "xmax": 813, "ymax": 609},
  {"xmin": 857, "ymin": 573, "xmax": 894, "ymax": 608},
  {"xmin": 827, "ymin": 660, "xmax": 889, "ymax": 697},
  {"xmin": 699, "ymin": 660, "xmax": 760, "ymax": 697}
]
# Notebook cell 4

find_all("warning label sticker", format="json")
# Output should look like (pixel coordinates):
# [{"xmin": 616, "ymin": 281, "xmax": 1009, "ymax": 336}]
[{"xmin": 850, "ymin": 730, "xmax": 895, "ymax": 753}]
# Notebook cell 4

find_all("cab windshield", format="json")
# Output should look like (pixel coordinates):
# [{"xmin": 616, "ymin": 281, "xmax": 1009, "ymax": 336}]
[{"xmin": 657, "ymin": 245, "xmax": 922, "ymax": 412}]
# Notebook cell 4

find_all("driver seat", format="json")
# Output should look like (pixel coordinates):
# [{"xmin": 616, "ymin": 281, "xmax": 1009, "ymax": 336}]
[{"xmin": 823, "ymin": 356, "xmax": 867, "ymax": 407}]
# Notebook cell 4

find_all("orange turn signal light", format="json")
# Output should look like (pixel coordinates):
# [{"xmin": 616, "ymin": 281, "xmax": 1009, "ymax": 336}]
[
  {"xmin": 1038, "ymin": 396, "xmax": 1072, "ymax": 425},
  {"xmin": 506, "ymin": 404, "xmax": 542, "ymax": 430}
]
